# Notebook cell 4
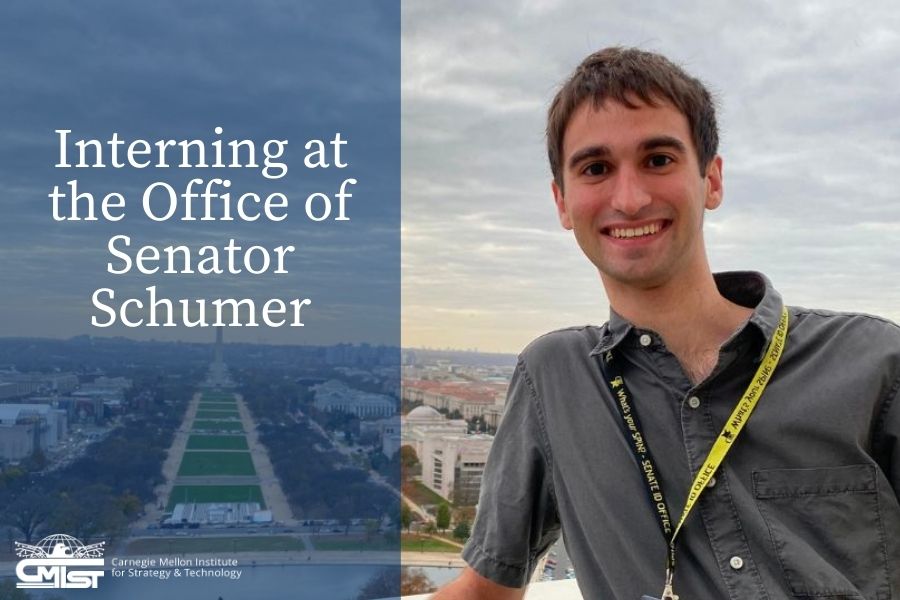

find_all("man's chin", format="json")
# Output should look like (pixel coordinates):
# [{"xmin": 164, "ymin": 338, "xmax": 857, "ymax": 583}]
[{"xmin": 596, "ymin": 265, "xmax": 671, "ymax": 291}]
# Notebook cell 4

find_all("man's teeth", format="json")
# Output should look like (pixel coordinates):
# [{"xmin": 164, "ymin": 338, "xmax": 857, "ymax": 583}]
[{"xmin": 610, "ymin": 223, "xmax": 662, "ymax": 239}]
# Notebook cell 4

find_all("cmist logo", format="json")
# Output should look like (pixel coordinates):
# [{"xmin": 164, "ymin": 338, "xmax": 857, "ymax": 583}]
[{"xmin": 15, "ymin": 533, "xmax": 105, "ymax": 589}]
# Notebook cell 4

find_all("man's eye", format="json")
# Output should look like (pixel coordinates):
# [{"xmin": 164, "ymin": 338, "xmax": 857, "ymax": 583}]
[
  {"xmin": 647, "ymin": 155, "xmax": 673, "ymax": 168},
  {"xmin": 583, "ymin": 162, "xmax": 607, "ymax": 176}
]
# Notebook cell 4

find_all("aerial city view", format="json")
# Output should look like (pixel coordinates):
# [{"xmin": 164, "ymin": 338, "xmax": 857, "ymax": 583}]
[{"xmin": 0, "ymin": 327, "xmax": 574, "ymax": 598}]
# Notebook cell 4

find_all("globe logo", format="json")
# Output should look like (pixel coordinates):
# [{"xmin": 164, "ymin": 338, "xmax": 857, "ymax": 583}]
[
  {"xmin": 16, "ymin": 533, "xmax": 105, "ymax": 559},
  {"xmin": 15, "ymin": 533, "xmax": 105, "ymax": 589}
]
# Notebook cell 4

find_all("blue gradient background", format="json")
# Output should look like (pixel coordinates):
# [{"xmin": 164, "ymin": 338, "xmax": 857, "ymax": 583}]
[
  {"xmin": 0, "ymin": 0, "xmax": 400, "ymax": 347},
  {"xmin": 0, "ymin": 2, "xmax": 400, "ymax": 597}
]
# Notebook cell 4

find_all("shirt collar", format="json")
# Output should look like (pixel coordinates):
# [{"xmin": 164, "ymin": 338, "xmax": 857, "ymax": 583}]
[{"xmin": 589, "ymin": 271, "xmax": 784, "ymax": 360}]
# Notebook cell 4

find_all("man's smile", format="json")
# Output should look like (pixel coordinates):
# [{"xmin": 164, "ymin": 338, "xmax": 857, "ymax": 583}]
[{"xmin": 602, "ymin": 219, "xmax": 671, "ymax": 240}]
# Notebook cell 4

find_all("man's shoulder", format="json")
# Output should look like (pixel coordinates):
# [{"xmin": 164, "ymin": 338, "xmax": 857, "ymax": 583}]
[
  {"xmin": 790, "ymin": 305, "xmax": 900, "ymax": 337},
  {"xmin": 518, "ymin": 324, "xmax": 606, "ymax": 366},
  {"xmin": 789, "ymin": 305, "xmax": 900, "ymax": 354}
]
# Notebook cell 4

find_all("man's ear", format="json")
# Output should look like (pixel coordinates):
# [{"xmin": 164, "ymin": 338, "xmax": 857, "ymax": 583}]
[
  {"xmin": 552, "ymin": 179, "xmax": 573, "ymax": 230},
  {"xmin": 704, "ymin": 155, "xmax": 724, "ymax": 211}
]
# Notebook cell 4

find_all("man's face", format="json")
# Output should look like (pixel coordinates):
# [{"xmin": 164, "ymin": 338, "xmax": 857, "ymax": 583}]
[{"xmin": 551, "ymin": 98, "xmax": 723, "ymax": 290}]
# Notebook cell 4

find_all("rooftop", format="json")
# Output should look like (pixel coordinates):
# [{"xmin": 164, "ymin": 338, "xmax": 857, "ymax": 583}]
[
  {"xmin": 403, "ymin": 379, "xmax": 506, "ymax": 404},
  {"xmin": 406, "ymin": 405, "xmax": 443, "ymax": 421}
]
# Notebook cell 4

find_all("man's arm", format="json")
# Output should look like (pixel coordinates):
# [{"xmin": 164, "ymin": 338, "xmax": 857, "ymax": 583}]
[
  {"xmin": 430, "ymin": 567, "xmax": 526, "ymax": 600},
  {"xmin": 444, "ymin": 359, "xmax": 560, "ymax": 592},
  {"xmin": 881, "ymin": 379, "xmax": 900, "ymax": 498}
]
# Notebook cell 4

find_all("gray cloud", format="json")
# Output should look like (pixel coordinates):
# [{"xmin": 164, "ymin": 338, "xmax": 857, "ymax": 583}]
[{"xmin": 403, "ymin": 0, "xmax": 900, "ymax": 352}]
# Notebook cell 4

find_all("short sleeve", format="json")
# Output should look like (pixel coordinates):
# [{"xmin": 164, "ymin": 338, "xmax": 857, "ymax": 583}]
[
  {"xmin": 876, "ymin": 375, "xmax": 900, "ymax": 499},
  {"xmin": 461, "ymin": 358, "xmax": 561, "ymax": 587}
]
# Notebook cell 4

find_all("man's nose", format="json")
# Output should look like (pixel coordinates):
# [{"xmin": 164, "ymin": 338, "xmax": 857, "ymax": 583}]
[{"xmin": 610, "ymin": 169, "xmax": 651, "ymax": 215}]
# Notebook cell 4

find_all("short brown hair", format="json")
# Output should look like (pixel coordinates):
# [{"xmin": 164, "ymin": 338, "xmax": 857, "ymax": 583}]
[{"xmin": 547, "ymin": 47, "xmax": 718, "ymax": 188}]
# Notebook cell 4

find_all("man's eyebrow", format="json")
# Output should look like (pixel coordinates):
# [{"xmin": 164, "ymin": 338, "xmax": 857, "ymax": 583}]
[
  {"xmin": 640, "ymin": 136, "xmax": 687, "ymax": 153},
  {"xmin": 566, "ymin": 137, "xmax": 688, "ymax": 170},
  {"xmin": 567, "ymin": 145, "xmax": 610, "ymax": 170}
]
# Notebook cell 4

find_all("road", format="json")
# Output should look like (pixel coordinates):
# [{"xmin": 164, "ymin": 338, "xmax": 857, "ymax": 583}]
[
  {"xmin": 236, "ymin": 393, "xmax": 295, "ymax": 524},
  {"xmin": 297, "ymin": 407, "xmax": 409, "ymax": 514}
]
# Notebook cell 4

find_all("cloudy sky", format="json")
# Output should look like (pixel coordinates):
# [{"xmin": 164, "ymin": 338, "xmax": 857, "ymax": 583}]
[
  {"xmin": 402, "ymin": 0, "xmax": 900, "ymax": 353},
  {"xmin": 3, "ymin": 2, "xmax": 898, "ymax": 352}
]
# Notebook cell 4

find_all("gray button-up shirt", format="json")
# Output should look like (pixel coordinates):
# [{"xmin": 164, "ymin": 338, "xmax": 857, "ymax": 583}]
[{"xmin": 463, "ymin": 272, "xmax": 900, "ymax": 599}]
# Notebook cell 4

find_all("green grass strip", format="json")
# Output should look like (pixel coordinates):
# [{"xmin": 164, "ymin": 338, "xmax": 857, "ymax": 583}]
[
  {"xmin": 186, "ymin": 435, "xmax": 249, "ymax": 450},
  {"xmin": 177, "ymin": 451, "xmax": 256, "ymax": 476}
]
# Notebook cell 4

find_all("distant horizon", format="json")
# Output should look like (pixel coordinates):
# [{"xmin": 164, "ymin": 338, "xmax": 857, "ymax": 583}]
[
  {"xmin": 0, "ymin": 333, "xmax": 522, "ymax": 357},
  {"xmin": 0, "ymin": 332, "xmax": 402, "ymax": 350}
]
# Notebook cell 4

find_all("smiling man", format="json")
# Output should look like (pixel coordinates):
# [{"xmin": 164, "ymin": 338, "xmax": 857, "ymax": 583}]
[{"xmin": 430, "ymin": 47, "xmax": 900, "ymax": 600}]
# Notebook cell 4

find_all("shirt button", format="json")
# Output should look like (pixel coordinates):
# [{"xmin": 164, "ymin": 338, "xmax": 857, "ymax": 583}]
[
  {"xmin": 639, "ymin": 334, "xmax": 652, "ymax": 347},
  {"xmin": 687, "ymin": 396, "xmax": 701, "ymax": 409},
  {"xmin": 729, "ymin": 556, "xmax": 744, "ymax": 570},
  {"xmin": 707, "ymin": 476, "xmax": 717, "ymax": 488}
]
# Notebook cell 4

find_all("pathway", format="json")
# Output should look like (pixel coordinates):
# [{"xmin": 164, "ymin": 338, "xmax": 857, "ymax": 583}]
[
  {"xmin": 238, "ymin": 393, "xmax": 296, "ymax": 524},
  {"xmin": 136, "ymin": 391, "xmax": 200, "ymax": 527}
]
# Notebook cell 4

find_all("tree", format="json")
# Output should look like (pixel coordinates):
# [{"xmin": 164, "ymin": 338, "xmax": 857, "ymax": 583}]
[
  {"xmin": 333, "ymin": 497, "xmax": 354, "ymax": 535},
  {"xmin": 1, "ymin": 487, "xmax": 52, "ymax": 543},
  {"xmin": 452, "ymin": 520, "xmax": 471, "ymax": 541},
  {"xmin": 400, "ymin": 503, "xmax": 413, "ymax": 532},
  {"xmin": 23, "ymin": 449, "xmax": 47, "ymax": 471},
  {"xmin": 400, "ymin": 444, "xmax": 419, "ymax": 467},
  {"xmin": 50, "ymin": 485, "xmax": 127, "ymax": 542},
  {"xmin": 382, "ymin": 525, "xmax": 399, "ymax": 548},
  {"xmin": 117, "ymin": 492, "xmax": 142, "ymax": 518},
  {"xmin": 401, "ymin": 568, "xmax": 435, "ymax": 595},
  {"xmin": 436, "ymin": 503, "xmax": 451, "ymax": 532},
  {"xmin": 354, "ymin": 567, "xmax": 435, "ymax": 599},
  {"xmin": 400, "ymin": 445, "xmax": 420, "ymax": 484},
  {"xmin": 399, "ymin": 445, "xmax": 419, "ymax": 468},
  {"xmin": 356, "ymin": 567, "xmax": 398, "ymax": 600},
  {"xmin": 364, "ymin": 519, "xmax": 380, "ymax": 541}
]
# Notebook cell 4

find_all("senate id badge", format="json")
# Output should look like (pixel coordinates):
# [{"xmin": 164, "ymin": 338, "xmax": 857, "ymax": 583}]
[
  {"xmin": 641, "ymin": 588, "xmax": 679, "ymax": 600},
  {"xmin": 641, "ymin": 579, "xmax": 679, "ymax": 600}
]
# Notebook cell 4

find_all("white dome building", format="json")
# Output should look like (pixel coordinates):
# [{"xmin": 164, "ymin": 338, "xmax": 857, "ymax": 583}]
[
  {"xmin": 401, "ymin": 404, "xmax": 490, "ymax": 505},
  {"xmin": 405, "ymin": 405, "xmax": 444, "ymax": 423}
]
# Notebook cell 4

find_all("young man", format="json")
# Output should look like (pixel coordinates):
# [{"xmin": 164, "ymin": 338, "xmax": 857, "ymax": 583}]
[{"xmin": 432, "ymin": 48, "xmax": 900, "ymax": 600}]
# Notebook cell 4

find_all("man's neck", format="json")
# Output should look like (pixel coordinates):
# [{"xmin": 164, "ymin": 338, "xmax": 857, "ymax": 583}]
[{"xmin": 605, "ymin": 270, "xmax": 753, "ymax": 384}]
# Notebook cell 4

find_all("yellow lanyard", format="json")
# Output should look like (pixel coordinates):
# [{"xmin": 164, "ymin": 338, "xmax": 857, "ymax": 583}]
[{"xmin": 600, "ymin": 306, "xmax": 789, "ymax": 600}]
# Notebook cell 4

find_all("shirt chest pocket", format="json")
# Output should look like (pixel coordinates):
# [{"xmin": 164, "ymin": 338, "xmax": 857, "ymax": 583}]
[{"xmin": 753, "ymin": 465, "xmax": 890, "ymax": 600}]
